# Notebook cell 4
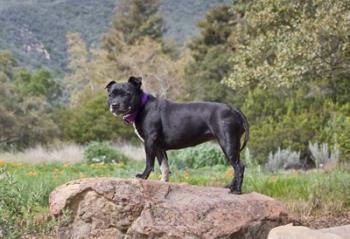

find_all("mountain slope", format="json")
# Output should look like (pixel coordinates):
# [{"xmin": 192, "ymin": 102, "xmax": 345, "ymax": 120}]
[{"xmin": 0, "ymin": 0, "xmax": 230, "ymax": 72}]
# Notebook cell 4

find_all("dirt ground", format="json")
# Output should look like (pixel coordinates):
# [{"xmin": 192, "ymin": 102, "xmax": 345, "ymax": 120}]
[{"xmin": 299, "ymin": 211, "xmax": 350, "ymax": 229}]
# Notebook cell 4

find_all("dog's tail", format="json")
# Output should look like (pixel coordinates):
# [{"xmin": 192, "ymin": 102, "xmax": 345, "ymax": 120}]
[{"xmin": 232, "ymin": 107, "xmax": 249, "ymax": 152}]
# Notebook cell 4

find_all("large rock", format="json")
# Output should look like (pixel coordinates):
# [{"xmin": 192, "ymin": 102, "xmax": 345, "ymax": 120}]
[
  {"xmin": 319, "ymin": 225, "xmax": 350, "ymax": 239},
  {"xmin": 49, "ymin": 178, "xmax": 290, "ymax": 239},
  {"xmin": 268, "ymin": 224, "xmax": 350, "ymax": 239}
]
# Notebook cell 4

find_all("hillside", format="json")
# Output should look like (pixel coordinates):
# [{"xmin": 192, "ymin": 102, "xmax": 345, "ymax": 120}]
[{"xmin": 0, "ymin": 0, "xmax": 230, "ymax": 73}]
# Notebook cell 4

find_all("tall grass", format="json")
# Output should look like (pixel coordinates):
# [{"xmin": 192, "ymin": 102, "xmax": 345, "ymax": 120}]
[
  {"xmin": 0, "ymin": 142, "xmax": 145, "ymax": 164},
  {"xmin": 0, "ymin": 143, "xmax": 84, "ymax": 164}
]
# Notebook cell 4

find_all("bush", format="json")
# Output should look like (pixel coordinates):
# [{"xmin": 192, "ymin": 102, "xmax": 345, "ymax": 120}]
[
  {"xmin": 55, "ymin": 93, "xmax": 135, "ymax": 144},
  {"xmin": 169, "ymin": 143, "xmax": 227, "ymax": 169},
  {"xmin": 266, "ymin": 148, "xmax": 302, "ymax": 173},
  {"xmin": 243, "ymin": 88, "xmax": 350, "ymax": 164},
  {"xmin": 0, "ymin": 167, "xmax": 24, "ymax": 238},
  {"xmin": 84, "ymin": 142, "xmax": 128, "ymax": 164},
  {"xmin": 309, "ymin": 142, "xmax": 339, "ymax": 169},
  {"xmin": 320, "ymin": 104, "xmax": 350, "ymax": 162},
  {"xmin": 0, "ymin": 166, "xmax": 63, "ymax": 238}
]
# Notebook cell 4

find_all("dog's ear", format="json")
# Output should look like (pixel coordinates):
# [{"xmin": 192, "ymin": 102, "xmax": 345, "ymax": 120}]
[
  {"xmin": 128, "ymin": 76, "xmax": 142, "ymax": 89},
  {"xmin": 105, "ymin": 81, "xmax": 116, "ymax": 91}
]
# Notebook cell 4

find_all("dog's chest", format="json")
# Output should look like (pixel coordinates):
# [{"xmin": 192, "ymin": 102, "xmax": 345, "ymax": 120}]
[{"xmin": 132, "ymin": 123, "xmax": 144, "ymax": 142}]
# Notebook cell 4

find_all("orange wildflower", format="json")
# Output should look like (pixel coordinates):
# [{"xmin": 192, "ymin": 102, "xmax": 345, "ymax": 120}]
[
  {"xmin": 26, "ymin": 171, "xmax": 38, "ymax": 177},
  {"xmin": 224, "ymin": 168, "xmax": 234, "ymax": 178}
]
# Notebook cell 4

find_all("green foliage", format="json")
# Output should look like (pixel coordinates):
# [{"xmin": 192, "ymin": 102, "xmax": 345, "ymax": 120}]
[
  {"xmin": 185, "ymin": 5, "xmax": 239, "ymax": 103},
  {"xmin": 84, "ymin": 142, "xmax": 129, "ymax": 164},
  {"xmin": 102, "ymin": 0, "xmax": 166, "ymax": 63},
  {"xmin": 226, "ymin": 0, "xmax": 350, "ymax": 104},
  {"xmin": 1, "ymin": 158, "xmax": 350, "ymax": 237},
  {"xmin": 14, "ymin": 68, "xmax": 62, "ymax": 103},
  {"xmin": 55, "ymin": 92, "xmax": 134, "ymax": 144},
  {"xmin": 0, "ymin": 168, "xmax": 24, "ymax": 238},
  {"xmin": 220, "ymin": 0, "xmax": 350, "ymax": 163},
  {"xmin": 169, "ymin": 143, "xmax": 228, "ymax": 169},
  {"xmin": 111, "ymin": 0, "xmax": 164, "ymax": 44},
  {"xmin": 0, "ymin": 167, "xmax": 64, "ymax": 238},
  {"xmin": 320, "ymin": 103, "xmax": 350, "ymax": 161},
  {"xmin": 243, "ymin": 87, "xmax": 350, "ymax": 163},
  {"xmin": 0, "ymin": 50, "xmax": 17, "ymax": 79},
  {"xmin": 189, "ymin": 5, "xmax": 235, "ymax": 61},
  {"xmin": 185, "ymin": 45, "xmax": 236, "ymax": 102},
  {"xmin": 0, "ymin": 52, "xmax": 62, "ymax": 149}
]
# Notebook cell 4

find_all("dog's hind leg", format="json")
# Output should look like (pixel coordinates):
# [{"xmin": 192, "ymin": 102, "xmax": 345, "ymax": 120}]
[
  {"xmin": 216, "ymin": 129, "xmax": 245, "ymax": 194},
  {"xmin": 156, "ymin": 150, "xmax": 170, "ymax": 182}
]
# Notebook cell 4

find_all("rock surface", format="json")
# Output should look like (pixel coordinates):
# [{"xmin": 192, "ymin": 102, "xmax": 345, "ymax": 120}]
[
  {"xmin": 268, "ymin": 224, "xmax": 350, "ymax": 239},
  {"xmin": 49, "ymin": 178, "xmax": 290, "ymax": 239},
  {"xmin": 319, "ymin": 225, "xmax": 350, "ymax": 239}
]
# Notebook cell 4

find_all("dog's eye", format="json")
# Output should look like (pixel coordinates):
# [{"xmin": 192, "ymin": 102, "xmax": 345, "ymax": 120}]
[{"xmin": 112, "ymin": 90, "xmax": 123, "ymax": 96}]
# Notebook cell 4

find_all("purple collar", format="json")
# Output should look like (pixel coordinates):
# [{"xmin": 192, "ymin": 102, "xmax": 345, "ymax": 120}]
[{"xmin": 123, "ymin": 91, "xmax": 150, "ymax": 124}]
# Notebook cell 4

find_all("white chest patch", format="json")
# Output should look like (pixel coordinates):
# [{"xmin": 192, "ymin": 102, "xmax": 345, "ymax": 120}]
[{"xmin": 133, "ymin": 123, "xmax": 144, "ymax": 142}]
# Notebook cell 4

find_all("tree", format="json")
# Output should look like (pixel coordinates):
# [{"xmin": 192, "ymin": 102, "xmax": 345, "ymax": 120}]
[
  {"xmin": 189, "ymin": 5, "xmax": 236, "ymax": 61},
  {"xmin": 0, "ymin": 50, "xmax": 17, "ymax": 81},
  {"xmin": 226, "ymin": 0, "xmax": 350, "ymax": 104},
  {"xmin": 55, "ymin": 93, "xmax": 134, "ymax": 144},
  {"xmin": 0, "ymin": 61, "xmax": 61, "ymax": 149},
  {"xmin": 65, "ymin": 32, "xmax": 90, "ymax": 105},
  {"xmin": 61, "ymin": 0, "xmax": 186, "ymax": 144},
  {"xmin": 112, "ymin": 37, "xmax": 188, "ymax": 99},
  {"xmin": 62, "ymin": 33, "xmax": 135, "ymax": 142},
  {"xmin": 0, "ymin": 80, "xmax": 18, "ymax": 146},
  {"xmin": 184, "ymin": 5, "xmax": 239, "ymax": 103},
  {"xmin": 224, "ymin": 0, "xmax": 350, "ymax": 162},
  {"xmin": 14, "ymin": 69, "xmax": 61, "ymax": 103},
  {"xmin": 65, "ymin": 33, "xmax": 119, "ymax": 105},
  {"xmin": 102, "ymin": 0, "xmax": 165, "ymax": 59},
  {"xmin": 10, "ymin": 68, "xmax": 61, "ymax": 148},
  {"xmin": 0, "ymin": 51, "xmax": 20, "ymax": 146}
]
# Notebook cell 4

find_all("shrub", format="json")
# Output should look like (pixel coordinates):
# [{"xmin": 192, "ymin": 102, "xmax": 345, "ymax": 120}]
[
  {"xmin": 320, "ymin": 105, "xmax": 350, "ymax": 162},
  {"xmin": 266, "ymin": 148, "xmax": 302, "ymax": 173},
  {"xmin": 169, "ymin": 143, "xmax": 227, "ymax": 169},
  {"xmin": 0, "ymin": 167, "xmax": 63, "ymax": 238},
  {"xmin": 84, "ymin": 142, "xmax": 128, "ymax": 164},
  {"xmin": 309, "ymin": 142, "xmax": 339, "ymax": 169},
  {"xmin": 243, "ymin": 147, "xmax": 258, "ymax": 168},
  {"xmin": 0, "ymin": 167, "xmax": 24, "ymax": 238},
  {"xmin": 55, "ymin": 93, "xmax": 135, "ymax": 144}
]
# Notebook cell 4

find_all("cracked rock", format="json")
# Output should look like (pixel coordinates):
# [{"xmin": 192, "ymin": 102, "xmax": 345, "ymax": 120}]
[{"xmin": 49, "ymin": 178, "xmax": 291, "ymax": 239}]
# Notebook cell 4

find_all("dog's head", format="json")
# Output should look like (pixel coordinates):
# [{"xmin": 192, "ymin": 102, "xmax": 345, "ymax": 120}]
[{"xmin": 105, "ymin": 76, "xmax": 142, "ymax": 116}]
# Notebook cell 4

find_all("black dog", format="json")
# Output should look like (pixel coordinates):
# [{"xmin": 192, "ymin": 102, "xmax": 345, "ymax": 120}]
[{"xmin": 106, "ymin": 76, "xmax": 249, "ymax": 194}]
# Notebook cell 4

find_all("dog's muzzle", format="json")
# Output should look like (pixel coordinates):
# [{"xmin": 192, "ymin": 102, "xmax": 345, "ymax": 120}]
[{"xmin": 109, "ymin": 104, "xmax": 132, "ymax": 117}]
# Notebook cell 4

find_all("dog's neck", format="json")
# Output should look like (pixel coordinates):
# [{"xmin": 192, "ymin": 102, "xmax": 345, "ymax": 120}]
[{"xmin": 123, "ymin": 91, "xmax": 150, "ymax": 124}]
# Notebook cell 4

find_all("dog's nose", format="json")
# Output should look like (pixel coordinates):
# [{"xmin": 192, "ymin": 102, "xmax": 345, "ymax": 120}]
[{"xmin": 112, "ymin": 103, "xmax": 119, "ymax": 108}]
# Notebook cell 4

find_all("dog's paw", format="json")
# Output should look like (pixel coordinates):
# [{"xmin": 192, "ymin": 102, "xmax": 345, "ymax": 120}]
[
  {"xmin": 135, "ymin": 173, "xmax": 145, "ymax": 179},
  {"xmin": 228, "ymin": 189, "xmax": 242, "ymax": 195}
]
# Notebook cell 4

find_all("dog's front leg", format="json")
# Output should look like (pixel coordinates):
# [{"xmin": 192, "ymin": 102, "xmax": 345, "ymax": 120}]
[
  {"xmin": 136, "ymin": 136, "xmax": 157, "ymax": 179},
  {"xmin": 156, "ymin": 150, "xmax": 170, "ymax": 182}
]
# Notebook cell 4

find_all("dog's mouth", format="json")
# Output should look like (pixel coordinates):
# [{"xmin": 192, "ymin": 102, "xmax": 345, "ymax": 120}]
[{"xmin": 110, "ymin": 105, "xmax": 132, "ymax": 117}]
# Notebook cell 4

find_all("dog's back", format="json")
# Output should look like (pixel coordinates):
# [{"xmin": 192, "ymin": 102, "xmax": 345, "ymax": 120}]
[{"xmin": 157, "ymin": 99, "xmax": 245, "ymax": 150}]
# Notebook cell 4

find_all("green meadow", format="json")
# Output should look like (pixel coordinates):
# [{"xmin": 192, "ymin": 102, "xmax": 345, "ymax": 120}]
[{"xmin": 1, "ymin": 156, "xmax": 350, "ymax": 238}]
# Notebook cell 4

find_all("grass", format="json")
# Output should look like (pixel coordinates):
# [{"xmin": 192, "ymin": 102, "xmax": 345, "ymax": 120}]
[
  {"xmin": 0, "ymin": 143, "xmax": 84, "ymax": 164},
  {"xmin": 0, "ymin": 158, "xmax": 350, "ymax": 238},
  {"xmin": 0, "ymin": 142, "xmax": 145, "ymax": 164}
]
